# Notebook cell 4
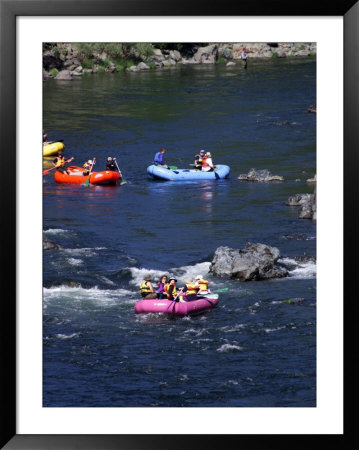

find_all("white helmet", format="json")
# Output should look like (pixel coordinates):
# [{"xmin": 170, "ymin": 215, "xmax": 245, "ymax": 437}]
[
  {"xmin": 195, "ymin": 275, "xmax": 202, "ymax": 280},
  {"xmin": 205, "ymin": 152, "xmax": 211, "ymax": 157},
  {"xmin": 88, "ymin": 160, "xmax": 93, "ymax": 164}
]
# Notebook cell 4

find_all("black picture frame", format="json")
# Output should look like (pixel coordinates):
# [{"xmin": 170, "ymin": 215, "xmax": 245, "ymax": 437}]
[{"xmin": 1, "ymin": 0, "xmax": 356, "ymax": 448}]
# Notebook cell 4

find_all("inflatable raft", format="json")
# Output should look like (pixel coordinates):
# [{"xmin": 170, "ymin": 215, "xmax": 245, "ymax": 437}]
[
  {"xmin": 134, "ymin": 294, "xmax": 219, "ymax": 316},
  {"xmin": 147, "ymin": 164, "xmax": 230, "ymax": 181},
  {"xmin": 43, "ymin": 141, "xmax": 65, "ymax": 157},
  {"xmin": 54, "ymin": 166, "xmax": 121, "ymax": 186}
]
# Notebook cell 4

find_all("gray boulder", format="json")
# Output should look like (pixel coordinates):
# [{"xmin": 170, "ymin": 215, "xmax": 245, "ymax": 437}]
[
  {"xmin": 286, "ymin": 193, "xmax": 312, "ymax": 206},
  {"xmin": 193, "ymin": 44, "xmax": 218, "ymax": 64},
  {"xmin": 137, "ymin": 62, "xmax": 150, "ymax": 70},
  {"xmin": 286, "ymin": 190, "xmax": 316, "ymax": 220},
  {"xmin": 209, "ymin": 243, "xmax": 288, "ymax": 281},
  {"xmin": 55, "ymin": 70, "xmax": 72, "ymax": 80},
  {"xmin": 238, "ymin": 168, "xmax": 284, "ymax": 182},
  {"xmin": 169, "ymin": 50, "xmax": 181, "ymax": 62}
]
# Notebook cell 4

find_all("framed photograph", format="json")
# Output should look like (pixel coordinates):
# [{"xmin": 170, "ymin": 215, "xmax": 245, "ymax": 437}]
[{"xmin": 1, "ymin": 0, "xmax": 356, "ymax": 448}]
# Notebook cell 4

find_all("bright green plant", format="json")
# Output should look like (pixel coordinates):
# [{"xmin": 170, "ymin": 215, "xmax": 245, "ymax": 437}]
[{"xmin": 49, "ymin": 68, "xmax": 58, "ymax": 78}]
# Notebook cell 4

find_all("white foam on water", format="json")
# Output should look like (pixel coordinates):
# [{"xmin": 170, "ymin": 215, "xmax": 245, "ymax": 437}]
[
  {"xmin": 54, "ymin": 332, "xmax": 80, "ymax": 340},
  {"xmin": 217, "ymin": 343, "xmax": 243, "ymax": 353},
  {"xmin": 264, "ymin": 325, "xmax": 287, "ymax": 333},
  {"xmin": 279, "ymin": 257, "xmax": 317, "ymax": 279},
  {"xmin": 43, "ymin": 285, "xmax": 135, "ymax": 307},
  {"xmin": 98, "ymin": 276, "xmax": 116, "ymax": 286},
  {"xmin": 67, "ymin": 258, "xmax": 83, "ymax": 266},
  {"xmin": 44, "ymin": 228, "xmax": 71, "ymax": 235},
  {"xmin": 61, "ymin": 247, "xmax": 106, "ymax": 257},
  {"xmin": 220, "ymin": 324, "xmax": 246, "ymax": 333}
]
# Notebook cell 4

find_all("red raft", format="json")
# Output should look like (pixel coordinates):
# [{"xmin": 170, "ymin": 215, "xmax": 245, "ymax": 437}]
[{"xmin": 54, "ymin": 166, "xmax": 121, "ymax": 186}]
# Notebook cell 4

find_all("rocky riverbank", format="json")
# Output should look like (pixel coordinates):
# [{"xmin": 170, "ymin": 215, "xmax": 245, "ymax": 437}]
[{"xmin": 43, "ymin": 42, "xmax": 316, "ymax": 80}]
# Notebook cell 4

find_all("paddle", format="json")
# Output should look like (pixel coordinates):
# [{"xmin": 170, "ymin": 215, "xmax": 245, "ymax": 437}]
[
  {"xmin": 212, "ymin": 287, "xmax": 229, "ymax": 293},
  {"xmin": 43, "ymin": 166, "xmax": 56, "ymax": 176},
  {"xmin": 43, "ymin": 156, "xmax": 73, "ymax": 175},
  {"xmin": 173, "ymin": 288, "xmax": 184, "ymax": 302},
  {"xmin": 83, "ymin": 157, "xmax": 96, "ymax": 187},
  {"xmin": 114, "ymin": 159, "xmax": 127, "ymax": 185}
]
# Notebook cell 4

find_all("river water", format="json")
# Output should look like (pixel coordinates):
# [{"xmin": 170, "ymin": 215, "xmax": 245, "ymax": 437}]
[{"xmin": 43, "ymin": 57, "xmax": 316, "ymax": 407}]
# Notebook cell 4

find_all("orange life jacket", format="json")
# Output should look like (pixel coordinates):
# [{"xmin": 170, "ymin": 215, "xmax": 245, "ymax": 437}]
[
  {"xmin": 184, "ymin": 283, "xmax": 199, "ymax": 296},
  {"xmin": 201, "ymin": 156, "xmax": 209, "ymax": 168}
]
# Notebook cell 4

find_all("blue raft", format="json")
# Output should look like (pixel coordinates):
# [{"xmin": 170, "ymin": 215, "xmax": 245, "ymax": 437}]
[{"xmin": 147, "ymin": 164, "xmax": 230, "ymax": 181}]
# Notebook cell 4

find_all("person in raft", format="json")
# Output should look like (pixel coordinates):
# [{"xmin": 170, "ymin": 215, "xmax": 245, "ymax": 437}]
[
  {"xmin": 195, "ymin": 275, "xmax": 210, "ymax": 295},
  {"xmin": 181, "ymin": 278, "xmax": 200, "ymax": 301},
  {"xmin": 106, "ymin": 157, "xmax": 117, "ymax": 171},
  {"xmin": 164, "ymin": 277, "xmax": 178, "ymax": 300},
  {"xmin": 139, "ymin": 274, "xmax": 157, "ymax": 299},
  {"xmin": 153, "ymin": 148, "xmax": 168, "ymax": 168},
  {"xmin": 201, "ymin": 152, "xmax": 217, "ymax": 172},
  {"xmin": 194, "ymin": 149, "xmax": 205, "ymax": 170},
  {"xmin": 156, "ymin": 274, "xmax": 168, "ymax": 299},
  {"xmin": 52, "ymin": 151, "xmax": 73, "ymax": 174},
  {"xmin": 83, "ymin": 159, "xmax": 95, "ymax": 175}
]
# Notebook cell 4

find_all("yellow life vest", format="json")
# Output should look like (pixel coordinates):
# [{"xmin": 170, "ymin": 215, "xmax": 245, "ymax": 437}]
[
  {"xmin": 194, "ymin": 154, "xmax": 203, "ymax": 168},
  {"xmin": 83, "ymin": 162, "xmax": 91, "ymax": 170},
  {"xmin": 139, "ymin": 280, "xmax": 152, "ymax": 294},
  {"xmin": 55, "ymin": 157, "xmax": 65, "ymax": 167},
  {"xmin": 197, "ymin": 279, "xmax": 209, "ymax": 291},
  {"xmin": 164, "ymin": 283, "xmax": 177, "ymax": 298}
]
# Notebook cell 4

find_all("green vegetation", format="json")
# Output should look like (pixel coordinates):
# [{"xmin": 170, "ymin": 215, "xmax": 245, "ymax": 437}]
[
  {"xmin": 216, "ymin": 56, "xmax": 227, "ymax": 65},
  {"xmin": 112, "ymin": 58, "xmax": 136, "ymax": 71},
  {"xmin": 135, "ymin": 43, "xmax": 154, "ymax": 59},
  {"xmin": 81, "ymin": 58, "xmax": 93, "ymax": 69},
  {"xmin": 49, "ymin": 68, "xmax": 58, "ymax": 78},
  {"xmin": 271, "ymin": 52, "xmax": 278, "ymax": 59},
  {"xmin": 72, "ymin": 43, "xmax": 154, "ymax": 72}
]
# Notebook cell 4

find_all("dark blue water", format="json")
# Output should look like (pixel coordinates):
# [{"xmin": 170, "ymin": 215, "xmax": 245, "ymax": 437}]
[{"xmin": 43, "ymin": 58, "xmax": 316, "ymax": 407}]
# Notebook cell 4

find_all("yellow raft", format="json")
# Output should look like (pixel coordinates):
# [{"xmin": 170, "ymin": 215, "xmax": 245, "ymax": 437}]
[{"xmin": 43, "ymin": 141, "xmax": 65, "ymax": 157}]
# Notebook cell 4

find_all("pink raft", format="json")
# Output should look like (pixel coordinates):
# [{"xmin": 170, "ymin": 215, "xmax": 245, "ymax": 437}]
[{"xmin": 134, "ymin": 294, "xmax": 219, "ymax": 316}]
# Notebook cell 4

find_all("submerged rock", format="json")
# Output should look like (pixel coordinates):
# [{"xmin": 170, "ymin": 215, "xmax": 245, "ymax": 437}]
[
  {"xmin": 306, "ymin": 174, "xmax": 316, "ymax": 183},
  {"xmin": 282, "ymin": 298, "xmax": 306, "ymax": 305},
  {"xmin": 209, "ymin": 243, "xmax": 288, "ymax": 281},
  {"xmin": 238, "ymin": 168, "xmax": 284, "ymax": 182},
  {"xmin": 286, "ymin": 190, "xmax": 316, "ymax": 220},
  {"xmin": 43, "ymin": 233, "xmax": 59, "ymax": 251}
]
